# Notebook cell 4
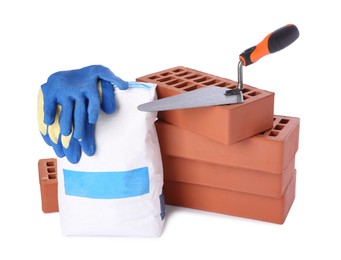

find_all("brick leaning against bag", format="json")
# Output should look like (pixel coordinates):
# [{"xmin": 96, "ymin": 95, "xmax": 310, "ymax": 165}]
[{"xmin": 57, "ymin": 83, "xmax": 165, "ymax": 237}]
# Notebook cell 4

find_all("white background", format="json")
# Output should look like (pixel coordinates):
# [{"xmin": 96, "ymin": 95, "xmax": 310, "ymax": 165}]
[{"xmin": 1, "ymin": 0, "xmax": 340, "ymax": 259}]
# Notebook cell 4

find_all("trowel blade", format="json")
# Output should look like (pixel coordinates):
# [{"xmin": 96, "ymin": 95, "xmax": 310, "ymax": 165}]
[{"xmin": 137, "ymin": 86, "xmax": 243, "ymax": 112}]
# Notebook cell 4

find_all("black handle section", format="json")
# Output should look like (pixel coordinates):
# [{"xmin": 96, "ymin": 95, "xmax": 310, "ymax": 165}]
[{"xmin": 268, "ymin": 24, "xmax": 300, "ymax": 53}]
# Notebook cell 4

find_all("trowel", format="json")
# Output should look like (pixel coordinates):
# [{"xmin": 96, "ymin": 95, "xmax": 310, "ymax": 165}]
[{"xmin": 138, "ymin": 24, "xmax": 299, "ymax": 112}]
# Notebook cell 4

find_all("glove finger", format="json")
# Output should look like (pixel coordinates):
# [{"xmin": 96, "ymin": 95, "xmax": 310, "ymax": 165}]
[
  {"xmin": 51, "ymin": 135, "xmax": 65, "ymax": 158},
  {"xmin": 80, "ymin": 122, "xmax": 96, "ymax": 156},
  {"xmin": 38, "ymin": 89, "xmax": 50, "ymax": 138},
  {"xmin": 86, "ymin": 85, "xmax": 100, "ymax": 124},
  {"xmin": 99, "ymin": 80, "xmax": 116, "ymax": 114},
  {"xmin": 59, "ymin": 98, "xmax": 74, "ymax": 136},
  {"xmin": 63, "ymin": 137, "xmax": 82, "ymax": 164},
  {"xmin": 73, "ymin": 98, "xmax": 86, "ymax": 139},
  {"xmin": 47, "ymin": 105, "xmax": 62, "ymax": 144},
  {"xmin": 41, "ymin": 84, "xmax": 58, "ymax": 125},
  {"xmin": 96, "ymin": 65, "xmax": 129, "ymax": 90}
]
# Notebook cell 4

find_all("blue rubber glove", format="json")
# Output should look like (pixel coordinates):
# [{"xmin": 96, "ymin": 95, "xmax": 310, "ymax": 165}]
[
  {"xmin": 38, "ymin": 91, "xmax": 95, "ymax": 163},
  {"xmin": 38, "ymin": 65, "xmax": 128, "ymax": 163}
]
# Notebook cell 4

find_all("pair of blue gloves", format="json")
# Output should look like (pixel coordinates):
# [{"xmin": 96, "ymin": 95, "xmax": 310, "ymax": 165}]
[{"xmin": 38, "ymin": 65, "xmax": 128, "ymax": 164}]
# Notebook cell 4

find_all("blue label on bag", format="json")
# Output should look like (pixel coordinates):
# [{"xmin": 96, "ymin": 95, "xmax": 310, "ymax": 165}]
[{"xmin": 63, "ymin": 167, "xmax": 150, "ymax": 199}]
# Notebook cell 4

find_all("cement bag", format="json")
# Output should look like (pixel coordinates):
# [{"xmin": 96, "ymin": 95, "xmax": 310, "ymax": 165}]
[{"xmin": 57, "ymin": 82, "xmax": 165, "ymax": 237}]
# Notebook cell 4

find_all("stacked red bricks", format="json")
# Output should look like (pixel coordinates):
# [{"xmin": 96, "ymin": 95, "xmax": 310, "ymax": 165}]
[{"xmin": 137, "ymin": 66, "xmax": 299, "ymax": 224}]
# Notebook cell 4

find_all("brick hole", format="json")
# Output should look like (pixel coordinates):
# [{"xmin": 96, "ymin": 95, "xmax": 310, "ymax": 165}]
[
  {"xmin": 243, "ymin": 96, "xmax": 249, "ymax": 100},
  {"xmin": 167, "ymin": 79, "xmax": 183, "ymax": 85},
  {"xmin": 202, "ymin": 79, "xmax": 221, "ymax": 85},
  {"xmin": 161, "ymin": 72, "xmax": 171, "ymax": 76},
  {"xmin": 279, "ymin": 119, "xmax": 290, "ymax": 124},
  {"xmin": 46, "ymin": 161, "xmax": 54, "ymax": 167},
  {"xmin": 185, "ymin": 74, "xmax": 200, "ymax": 79},
  {"xmin": 194, "ymin": 76, "xmax": 211, "ymax": 83},
  {"xmin": 48, "ymin": 174, "xmax": 57, "ymax": 180},
  {"xmin": 216, "ymin": 82, "xmax": 232, "ymax": 87},
  {"xmin": 173, "ymin": 82, "xmax": 190, "ymax": 88},
  {"xmin": 274, "ymin": 124, "xmax": 285, "ymax": 130},
  {"xmin": 248, "ymin": 91, "xmax": 260, "ymax": 96},
  {"xmin": 183, "ymin": 85, "xmax": 199, "ymax": 91},
  {"xmin": 175, "ymin": 72, "xmax": 190, "ymax": 77},
  {"xmin": 242, "ymin": 88, "xmax": 250, "ymax": 93},
  {"xmin": 158, "ymin": 76, "xmax": 174, "ymax": 82},
  {"xmin": 172, "ymin": 68, "xmax": 184, "ymax": 73},
  {"xmin": 148, "ymin": 75, "xmax": 160, "ymax": 80},
  {"xmin": 47, "ymin": 167, "xmax": 55, "ymax": 173},
  {"xmin": 273, "ymin": 117, "xmax": 277, "ymax": 121},
  {"xmin": 269, "ymin": 131, "xmax": 279, "ymax": 137}
]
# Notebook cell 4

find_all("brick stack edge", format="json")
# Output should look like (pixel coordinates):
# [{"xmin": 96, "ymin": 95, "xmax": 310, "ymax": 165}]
[
  {"xmin": 38, "ymin": 66, "xmax": 300, "ymax": 224},
  {"xmin": 137, "ymin": 66, "xmax": 300, "ymax": 224}
]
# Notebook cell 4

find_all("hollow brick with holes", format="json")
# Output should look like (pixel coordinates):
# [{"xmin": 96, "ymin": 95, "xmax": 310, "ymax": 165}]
[
  {"xmin": 155, "ymin": 115, "xmax": 300, "ymax": 174},
  {"xmin": 164, "ymin": 172, "xmax": 296, "ymax": 224},
  {"xmin": 137, "ymin": 66, "xmax": 274, "ymax": 145},
  {"xmin": 38, "ymin": 158, "xmax": 59, "ymax": 213}
]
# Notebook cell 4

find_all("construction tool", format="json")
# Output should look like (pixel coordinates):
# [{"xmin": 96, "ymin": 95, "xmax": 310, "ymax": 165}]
[{"xmin": 138, "ymin": 24, "xmax": 299, "ymax": 112}]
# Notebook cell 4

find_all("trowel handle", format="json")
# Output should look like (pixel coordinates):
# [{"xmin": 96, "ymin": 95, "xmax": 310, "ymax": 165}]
[{"xmin": 239, "ymin": 24, "xmax": 299, "ymax": 66}]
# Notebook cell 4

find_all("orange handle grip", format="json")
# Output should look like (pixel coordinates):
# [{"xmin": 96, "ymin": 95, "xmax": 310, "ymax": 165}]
[{"xmin": 239, "ymin": 24, "xmax": 299, "ymax": 66}]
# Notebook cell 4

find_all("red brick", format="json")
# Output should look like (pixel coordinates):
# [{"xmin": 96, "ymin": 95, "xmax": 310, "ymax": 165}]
[
  {"xmin": 162, "ymin": 155, "xmax": 295, "ymax": 198},
  {"xmin": 38, "ymin": 158, "xmax": 59, "ymax": 213},
  {"xmin": 164, "ymin": 172, "xmax": 296, "ymax": 224},
  {"xmin": 156, "ymin": 115, "xmax": 300, "ymax": 174},
  {"xmin": 137, "ymin": 66, "xmax": 274, "ymax": 145}
]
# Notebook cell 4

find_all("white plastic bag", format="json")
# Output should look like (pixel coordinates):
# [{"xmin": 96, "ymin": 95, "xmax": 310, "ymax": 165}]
[{"xmin": 57, "ymin": 82, "xmax": 165, "ymax": 237}]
